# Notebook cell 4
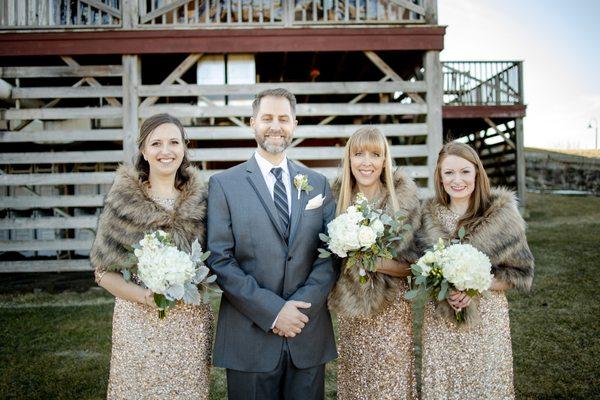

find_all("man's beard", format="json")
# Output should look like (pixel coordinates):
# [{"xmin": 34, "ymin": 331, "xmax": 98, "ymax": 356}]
[{"xmin": 256, "ymin": 132, "xmax": 291, "ymax": 154}]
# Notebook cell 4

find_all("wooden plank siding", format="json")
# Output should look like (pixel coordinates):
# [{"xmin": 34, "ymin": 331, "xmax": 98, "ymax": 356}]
[{"xmin": 0, "ymin": 52, "xmax": 439, "ymax": 272}]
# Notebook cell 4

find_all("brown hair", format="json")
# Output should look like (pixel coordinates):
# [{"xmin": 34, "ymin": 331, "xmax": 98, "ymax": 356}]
[
  {"xmin": 336, "ymin": 126, "xmax": 399, "ymax": 216},
  {"xmin": 434, "ymin": 141, "xmax": 491, "ymax": 236},
  {"xmin": 134, "ymin": 113, "xmax": 191, "ymax": 190},
  {"xmin": 252, "ymin": 88, "xmax": 297, "ymax": 117}
]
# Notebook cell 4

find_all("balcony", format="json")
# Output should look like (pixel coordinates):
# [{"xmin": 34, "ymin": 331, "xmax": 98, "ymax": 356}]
[
  {"xmin": 0, "ymin": 0, "xmax": 437, "ymax": 31},
  {"xmin": 443, "ymin": 61, "xmax": 523, "ymax": 106}
]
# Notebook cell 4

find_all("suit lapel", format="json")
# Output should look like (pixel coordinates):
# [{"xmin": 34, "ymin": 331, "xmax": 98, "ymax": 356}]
[
  {"xmin": 287, "ymin": 161, "xmax": 307, "ymax": 247},
  {"xmin": 245, "ymin": 156, "xmax": 287, "ymax": 244}
]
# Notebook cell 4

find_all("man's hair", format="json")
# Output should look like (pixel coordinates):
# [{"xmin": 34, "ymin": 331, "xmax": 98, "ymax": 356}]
[{"xmin": 252, "ymin": 88, "xmax": 297, "ymax": 117}]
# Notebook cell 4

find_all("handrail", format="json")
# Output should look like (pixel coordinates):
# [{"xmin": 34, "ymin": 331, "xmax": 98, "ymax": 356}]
[
  {"xmin": 442, "ymin": 61, "xmax": 523, "ymax": 106},
  {"xmin": 0, "ymin": 0, "xmax": 435, "ymax": 30}
]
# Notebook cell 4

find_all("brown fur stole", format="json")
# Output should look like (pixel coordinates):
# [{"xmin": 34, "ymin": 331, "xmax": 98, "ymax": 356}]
[
  {"xmin": 90, "ymin": 165, "xmax": 207, "ymax": 276},
  {"xmin": 327, "ymin": 168, "xmax": 421, "ymax": 318},
  {"xmin": 418, "ymin": 187, "xmax": 535, "ymax": 327}
]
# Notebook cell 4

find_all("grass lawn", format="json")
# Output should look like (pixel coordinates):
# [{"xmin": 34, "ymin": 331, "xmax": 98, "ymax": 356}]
[{"xmin": 1, "ymin": 193, "xmax": 599, "ymax": 399}]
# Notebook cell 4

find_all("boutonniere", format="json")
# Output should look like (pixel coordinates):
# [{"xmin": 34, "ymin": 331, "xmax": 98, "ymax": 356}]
[{"xmin": 293, "ymin": 174, "xmax": 313, "ymax": 200}]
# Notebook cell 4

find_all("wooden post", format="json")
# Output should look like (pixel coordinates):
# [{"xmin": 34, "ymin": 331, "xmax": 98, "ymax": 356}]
[
  {"xmin": 425, "ymin": 0, "xmax": 438, "ymax": 24},
  {"xmin": 122, "ymin": 55, "xmax": 140, "ymax": 165},
  {"xmin": 425, "ymin": 50, "xmax": 443, "ymax": 193},
  {"xmin": 122, "ymin": 0, "xmax": 137, "ymax": 29},
  {"xmin": 515, "ymin": 117, "xmax": 526, "ymax": 209}
]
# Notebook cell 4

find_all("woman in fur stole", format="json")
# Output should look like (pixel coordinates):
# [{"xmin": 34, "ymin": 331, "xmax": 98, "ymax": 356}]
[
  {"xmin": 90, "ymin": 114, "xmax": 212, "ymax": 399},
  {"xmin": 328, "ymin": 127, "xmax": 420, "ymax": 400},
  {"xmin": 418, "ymin": 141, "xmax": 534, "ymax": 400}
]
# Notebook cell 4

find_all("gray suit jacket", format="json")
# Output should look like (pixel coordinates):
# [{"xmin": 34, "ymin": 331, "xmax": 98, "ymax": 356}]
[{"xmin": 207, "ymin": 155, "xmax": 338, "ymax": 372}]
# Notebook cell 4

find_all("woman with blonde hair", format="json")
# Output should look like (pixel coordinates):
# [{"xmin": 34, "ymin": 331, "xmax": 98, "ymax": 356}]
[
  {"xmin": 91, "ymin": 114, "xmax": 212, "ymax": 399},
  {"xmin": 328, "ymin": 126, "xmax": 421, "ymax": 400},
  {"xmin": 418, "ymin": 141, "xmax": 534, "ymax": 399}
]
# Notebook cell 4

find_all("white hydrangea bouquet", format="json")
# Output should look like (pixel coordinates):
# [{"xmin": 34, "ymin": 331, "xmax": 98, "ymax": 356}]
[
  {"xmin": 111, "ymin": 230, "xmax": 216, "ymax": 319},
  {"xmin": 405, "ymin": 227, "xmax": 493, "ymax": 324},
  {"xmin": 318, "ymin": 193, "xmax": 409, "ymax": 284}
]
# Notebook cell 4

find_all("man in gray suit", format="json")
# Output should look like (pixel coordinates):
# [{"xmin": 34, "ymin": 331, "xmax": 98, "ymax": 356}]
[{"xmin": 207, "ymin": 88, "xmax": 337, "ymax": 399}]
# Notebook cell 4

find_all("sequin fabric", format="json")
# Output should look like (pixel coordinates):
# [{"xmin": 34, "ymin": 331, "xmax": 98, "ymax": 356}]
[
  {"xmin": 106, "ymin": 196, "xmax": 213, "ymax": 400},
  {"xmin": 337, "ymin": 282, "xmax": 418, "ymax": 400},
  {"xmin": 420, "ymin": 206, "xmax": 515, "ymax": 400}
]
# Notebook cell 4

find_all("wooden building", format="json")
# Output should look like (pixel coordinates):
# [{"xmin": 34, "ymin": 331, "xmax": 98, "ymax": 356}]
[{"xmin": 0, "ymin": 0, "xmax": 524, "ymax": 273}]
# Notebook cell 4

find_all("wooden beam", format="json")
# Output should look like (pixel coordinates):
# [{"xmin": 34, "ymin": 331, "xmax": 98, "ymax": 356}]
[
  {"xmin": 138, "ymin": 81, "xmax": 427, "ymax": 97},
  {"xmin": 0, "ymin": 106, "xmax": 122, "ymax": 120},
  {"xmin": 0, "ymin": 129, "xmax": 122, "ymax": 143},
  {"xmin": 122, "ymin": 0, "xmax": 137, "ymax": 29},
  {"xmin": 0, "ymin": 195, "xmax": 106, "ymax": 209},
  {"xmin": 122, "ymin": 55, "xmax": 140, "ymax": 165},
  {"xmin": 61, "ymin": 56, "xmax": 121, "ymax": 107},
  {"xmin": 184, "ymin": 123, "xmax": 428, "ymax": 140},
  {"xmin": 0, "ymin": 239, "xmax": 94, "ymax": 252},
  {"xmin": 139, "ymin": 53, "xmax": 203, "ymax": 108},
  {"xmin": 0, "ymin": 260, "xmax": 93, "ymax": 273},
  {"xmin": 140, "ymin": 103, "xmax": 427, "ymax": 118},
  {"xmin": 0, "ymin": 216, "xmax": 98, "ymax": 230},
  {"xmin": 442, "ymin": 105, "xmax": 527, "ymax": 119},
  {"xmin": 140, "ymin": 0, "xmax": 194, "ymax": 24},
  {"xmin": 0, "ymin": 27, "xmax": 446, "ymax": 56},
  {"xmin": 425, "ymin": 0, "xmax": 438, "ymax": 24},
  {"xmin": 483, "ymin": 117, "xmax": 516, "ymax": 149},
  {"xmin": 425, "ymin": 51, "xmax": 443, "ymax": 191},
  {"xmin": 80, "ymin": 0, "xmax": 121, "ymax": 19},
  {"xmin": 515, "ymin": 117, "xmax": 526, "ymax": 208},
  {"xmin": 187, "ymin": 145, "xmax": 428, "ymax": 161},
  {"xmin": 0, "ymin": 65, "xmax": 123, "ymax": 78},
  {"xmin": 364, "ymin": 51, "xmax": 425, "ymax": 104},
  {"xmin": 0, "ymin": 172, "xmax": 116, "ymax": 186},
  {"xmin": 0, "ymin": 150, "xmax": 123, "ymax": 164},
  {"xmin": 11, "ymin": 86, "xmax": 122, "ymax": 99},
  {"xmin": 389, "ymin": 0, "xmax": 427, "ymax": 15}
]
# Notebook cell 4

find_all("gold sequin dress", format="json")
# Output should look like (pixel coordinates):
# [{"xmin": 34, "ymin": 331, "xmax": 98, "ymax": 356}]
[
  {"xmin": 420, "ymin": 207, "xmax": 514, "ymax": 400},
  {"xmin": 105, "ymin": 198, "xmax": 213, "ymax": 400},
  {"xmin": 337, "ymin": 283, "xmax": 418, "ymax": 400}
]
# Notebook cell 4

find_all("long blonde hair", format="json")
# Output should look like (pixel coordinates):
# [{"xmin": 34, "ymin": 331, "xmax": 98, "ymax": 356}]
[
  {"xmin": 434, "ymin": 141, "xmax": 492, "ymax": 235},
  {"xmin": 336, "ymin": 127, "xmax": 399, "ymax": 215}
]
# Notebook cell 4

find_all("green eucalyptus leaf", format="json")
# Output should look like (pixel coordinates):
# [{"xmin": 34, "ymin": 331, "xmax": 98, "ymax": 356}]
[
  {"xmin": 458, "ymin": 226, "xmax": 466, "ymax": 241},
  {"xmin": 200, "ymin": 251, "xmax": 211, "ymax": 262},
  {"xmin": 404, "ymin": 289, "xmax": 419, "ymax": 300},
  {"xmin": 318, "ymin": 233, "xmax": 330, "ymax": 242}
]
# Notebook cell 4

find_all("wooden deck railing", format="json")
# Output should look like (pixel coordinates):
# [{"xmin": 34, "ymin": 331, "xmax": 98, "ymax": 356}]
[
  {"xmin": 442, "ymin": 61, "xmax": 523, "ymax": 106},
  {"xmin": 0, "ymin": 0, "xmax": 436, "ymax": 30}
]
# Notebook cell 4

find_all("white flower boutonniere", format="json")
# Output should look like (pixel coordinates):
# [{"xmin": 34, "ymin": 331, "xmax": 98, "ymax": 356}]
[{"xmin": 293, "ymin": 174, "xmax": 313, "ymax": 200}]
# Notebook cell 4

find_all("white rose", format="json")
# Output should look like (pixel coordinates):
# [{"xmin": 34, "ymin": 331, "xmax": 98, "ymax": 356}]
[
  {"xmin": 370, "ymin": 219, "xmax": 385, "ymax": 235},
  {"xmin": 358, "ymin": 225, "xmax": 377, "ymax": 247},
  {"xmin": 422, "ymin": 250, "xmax": 437, "ymax": 264}
]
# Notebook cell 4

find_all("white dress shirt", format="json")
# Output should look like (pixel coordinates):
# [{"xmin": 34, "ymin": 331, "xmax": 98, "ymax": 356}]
[
  {"xmin": 254, "ymin": 151, "xmax": 292, "ymax": 215},
  {"xmin": 254, "ymin": 151, "xmax": 293, "ymax": 330}
]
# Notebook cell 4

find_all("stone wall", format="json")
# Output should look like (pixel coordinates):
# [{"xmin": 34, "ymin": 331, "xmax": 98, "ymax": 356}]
[{"xmin": 526, "ymin": 149, "xmax": 600, "ymax": 195}]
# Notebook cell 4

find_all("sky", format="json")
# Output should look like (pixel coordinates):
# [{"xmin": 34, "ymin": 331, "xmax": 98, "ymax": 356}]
[{"xmin": 438, "ymin": 0, "xmax": 600, "ymax": 149}]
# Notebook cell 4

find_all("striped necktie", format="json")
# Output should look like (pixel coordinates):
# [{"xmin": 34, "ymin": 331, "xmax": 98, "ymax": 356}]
[{"xmin": 270, "ymin": 167, "xmax": 290, "ymax": 238}]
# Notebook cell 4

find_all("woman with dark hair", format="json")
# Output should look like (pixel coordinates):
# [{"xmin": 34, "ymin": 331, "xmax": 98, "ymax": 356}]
[
  {"xmin": 91, "ymin": 114, "xmax": 212, "ymax": 399},
  {"xmin": 418, "ymin": 141, "xmax": 534, "ymax": 399}
]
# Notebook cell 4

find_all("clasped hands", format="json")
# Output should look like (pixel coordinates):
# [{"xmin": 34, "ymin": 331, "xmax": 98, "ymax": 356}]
[
  {"xmin": 272, "ymin": 300, "xmax": 311, "ymax": 338},
  {"xmin": 446, "ymin": 290, "xmax": 472, "ymax": 311}
]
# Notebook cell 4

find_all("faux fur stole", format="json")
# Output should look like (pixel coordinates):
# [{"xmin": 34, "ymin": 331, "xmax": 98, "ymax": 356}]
[
  {"xmin": 418, "ymin": 187, "xmax": 535, "ymax": 328},
  {"xmin": 90, "ymin": 165, "xmax": 207, "ymax": 274},
  {"xmin": 327, "ymin": 168, "xmax": 422, "ymax": 318}
]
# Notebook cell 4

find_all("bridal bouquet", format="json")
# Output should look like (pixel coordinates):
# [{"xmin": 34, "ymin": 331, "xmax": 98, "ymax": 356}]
[
  {"xmin": 318, "ymin": 193, "xmax": 409, "ymax": 284},
  {"xmin": 111, "ymin": 230, "xmax": 216, "ymax": 319},
  {"xmin": 405, "ymin": 228, "xmax": 493, "ymax": 323}
]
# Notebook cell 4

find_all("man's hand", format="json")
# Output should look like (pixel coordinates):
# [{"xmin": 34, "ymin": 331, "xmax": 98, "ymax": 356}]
[{"xmin": 273, "ymin": 301, "xmax": 311, "ymax": 338}]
